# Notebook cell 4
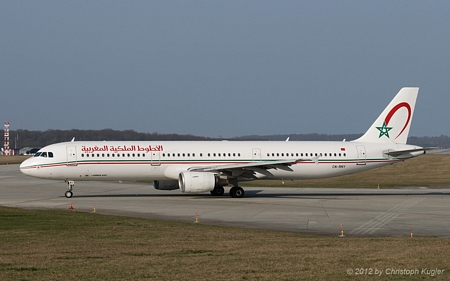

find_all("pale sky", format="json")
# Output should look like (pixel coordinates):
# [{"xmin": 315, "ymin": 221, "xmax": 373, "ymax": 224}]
[{"xmin": 1, "ymin": 1, "xmax": 449, "ymax": 138}]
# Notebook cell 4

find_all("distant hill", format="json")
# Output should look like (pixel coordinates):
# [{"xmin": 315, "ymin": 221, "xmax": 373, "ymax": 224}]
[{"xmin": 3, "ymin": 129, "xmax": 450, "ymax": 149}]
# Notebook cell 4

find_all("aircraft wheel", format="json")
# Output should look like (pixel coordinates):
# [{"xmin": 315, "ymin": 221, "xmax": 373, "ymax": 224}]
[
  {"xmin": 65, "ymin": 190, "xmax": 73, "ymax": 198},
  {"xmin": 230, "ymin": 186, "xmax": 244, "ymax": 198},
  {"xmin": 210, "ymin": 186, "xmax": 225, "ymax": 196}
]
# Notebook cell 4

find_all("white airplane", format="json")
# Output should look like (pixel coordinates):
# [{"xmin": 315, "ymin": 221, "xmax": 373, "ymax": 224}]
[{"xmin": 20, "ymin": 87, "xmax": 426, "ymax": 198}]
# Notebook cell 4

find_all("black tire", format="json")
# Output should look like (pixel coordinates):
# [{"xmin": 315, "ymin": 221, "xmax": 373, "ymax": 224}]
[
  {"xmin": 230, "ymin": 186, "xmax": 244, "ymax": 198},
  {"xmin": 65, "ymin": 191, "xmax": 73, "ymax": 198},
  {"xmin": 210, "ymin": 186, "xmax": 225, "ymax": 196}
]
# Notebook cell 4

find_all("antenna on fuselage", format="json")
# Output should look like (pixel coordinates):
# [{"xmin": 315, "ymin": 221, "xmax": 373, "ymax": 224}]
[{"xmin": 71, "ymin": 137, "xmax": 75, "ymax": 142}]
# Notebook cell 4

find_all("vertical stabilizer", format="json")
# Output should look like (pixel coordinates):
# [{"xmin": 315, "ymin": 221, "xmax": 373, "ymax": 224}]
[{"xmin": 353, "ymin": 87, "xmax": 419, "ymax": 144}]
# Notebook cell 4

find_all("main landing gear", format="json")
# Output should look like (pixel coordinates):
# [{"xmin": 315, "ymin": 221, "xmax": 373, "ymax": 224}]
[
  {"xmin": 228, "ymin": 178, "xmax": 244, "ymax": 198},
  {"xmin": 65, "ymin": 180, "xmax": 74, "ymax": 198},
  {"xmin": 210, "ymin": 185, "xmax": 245, "ymax": 198},
  {"xmin": 229, "ymin": 186, "xmax": 244, "ymax": 198},
  {"xmin": 210, "ymin": 186, "xmax": 225, "ymax": 196}
]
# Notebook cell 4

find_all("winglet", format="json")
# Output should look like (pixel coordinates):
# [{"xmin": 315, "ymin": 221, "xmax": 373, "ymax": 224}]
[{"xmin": 352, "ymin": 87, "xmax": 419, "ymax": 144}]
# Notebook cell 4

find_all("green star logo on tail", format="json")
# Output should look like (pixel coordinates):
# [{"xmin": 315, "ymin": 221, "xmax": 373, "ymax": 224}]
[{"xmin": 376, "ymin": 122, "xmax": 393, "ymax": 138}]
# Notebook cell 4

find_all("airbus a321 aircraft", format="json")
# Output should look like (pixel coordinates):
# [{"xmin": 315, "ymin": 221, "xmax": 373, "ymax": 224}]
[{"xmin": 20, "ymin": 87, "xmax": 426, "ymax": 198}]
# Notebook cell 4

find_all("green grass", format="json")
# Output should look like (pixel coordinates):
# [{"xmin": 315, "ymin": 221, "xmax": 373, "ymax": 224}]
[
  {"xmin": 0, "ymin": 156, "xmax": 30, "ymax": 165},
  {"xmin": 0, "ymin": 206, "xmax": 449, "ymax": 280},
  {"xmin": 243, "ymin": 154, "xmax": 450, "ymax": 188}
]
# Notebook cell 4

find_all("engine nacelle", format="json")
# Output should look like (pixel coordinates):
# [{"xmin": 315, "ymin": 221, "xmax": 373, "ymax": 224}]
[
  {"xmin": 153, "ymin": 180, "xmax": 179, "ymax": 190},
  {"xmin": 178, "ymin": 172, "xmax": 216, "ymax": 193}
]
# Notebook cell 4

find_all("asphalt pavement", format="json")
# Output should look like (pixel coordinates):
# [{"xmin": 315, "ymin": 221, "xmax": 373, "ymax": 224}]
[{"xmin": 1, "ymin": 164, "xmax": 449, "ymax": 237}]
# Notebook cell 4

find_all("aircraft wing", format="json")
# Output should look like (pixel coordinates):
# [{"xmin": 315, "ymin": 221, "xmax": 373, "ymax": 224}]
[{"xmin": 191, "ymin": 159, "xmax": 302, "ymax": 179}]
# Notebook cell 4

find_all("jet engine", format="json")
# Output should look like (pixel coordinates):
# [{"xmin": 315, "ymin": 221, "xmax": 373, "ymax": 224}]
[
  {"xmin": 153, "ymin": 180, "xmax": 179, "ymax": 190},
  {"xmin": 178, "ymin": 172, "xmax": 216, "ymax": 193}
]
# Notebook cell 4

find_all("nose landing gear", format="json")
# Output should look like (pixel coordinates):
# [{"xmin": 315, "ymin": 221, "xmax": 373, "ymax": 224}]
[{"xmin": 65, "ymin": 180, "xmax": 74, "ymax": 198}]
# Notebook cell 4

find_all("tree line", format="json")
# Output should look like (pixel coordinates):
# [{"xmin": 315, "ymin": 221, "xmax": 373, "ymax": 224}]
[
  {"xmin": 6, "ymin": 129, "xmax": 213, "ymax": 148},
  {"xmin": 3, "ymin": 129, "xmax": 450, "ymax": 149}
]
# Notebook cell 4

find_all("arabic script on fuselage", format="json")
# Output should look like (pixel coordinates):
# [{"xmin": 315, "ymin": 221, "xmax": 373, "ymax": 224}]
[{"xmin": 81, "ymin": 145, "xmax": 163, "ymax": 153}]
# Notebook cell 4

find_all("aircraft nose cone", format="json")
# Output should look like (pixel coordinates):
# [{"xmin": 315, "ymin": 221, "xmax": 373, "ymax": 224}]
[{"xmin": 19, "ymin": 158, "xmax": 34, "ymax": 175}]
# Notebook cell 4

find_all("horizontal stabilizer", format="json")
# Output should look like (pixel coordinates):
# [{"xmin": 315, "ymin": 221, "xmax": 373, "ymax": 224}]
[{"xmin": 384, "ymin": 147, "xmax": 428, "ymax": 158}]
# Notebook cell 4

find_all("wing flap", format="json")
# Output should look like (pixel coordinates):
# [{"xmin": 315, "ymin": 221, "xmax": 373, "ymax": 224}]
[
  {"xmin": 190, "ymin": 159, "xmax": 300, "ymax": 180},
  {"xmin": 199, "ymin": 159, "xmax": 300, "ymax": 172}
]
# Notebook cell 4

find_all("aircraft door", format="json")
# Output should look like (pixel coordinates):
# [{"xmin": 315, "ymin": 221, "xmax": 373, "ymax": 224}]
[
  {"xmin": 151, "ymin": 151, "xmax": 161, "ymax": 166},
  {"xmin": 356, "ymin": 145, "xmax": 366, "ymax": 165},
  {"xmin": 66, "ymin": 146, "xmax": 77, "ymax": 166},
  {"xmin": 252, "ymin": 148, "xmax": 261, "ymax": 161}
]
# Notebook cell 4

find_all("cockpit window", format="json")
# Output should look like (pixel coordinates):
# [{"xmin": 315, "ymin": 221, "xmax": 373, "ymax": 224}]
[{"xmin": 33, "ymin": 151, "xmax": 54, "ymax": 158}]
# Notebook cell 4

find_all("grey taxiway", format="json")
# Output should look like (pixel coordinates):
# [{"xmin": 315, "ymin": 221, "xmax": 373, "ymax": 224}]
[{"xmin": 1, "ymin": 164, "xmax": 449, "ymax": 237}]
